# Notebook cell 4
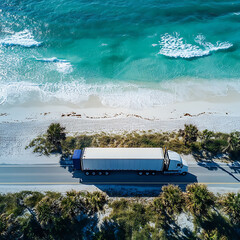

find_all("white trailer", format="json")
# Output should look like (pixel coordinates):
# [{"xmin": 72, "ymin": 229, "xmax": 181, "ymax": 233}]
[{"xmin": 73, "ymin": 147, "xmax": 188, "ymax": 176}]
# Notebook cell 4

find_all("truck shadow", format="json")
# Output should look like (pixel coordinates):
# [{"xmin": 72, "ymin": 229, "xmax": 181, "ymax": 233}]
[
  {"xmin": 71, "ymin": 171, "xmax": 197, "ymax": 197},
  {"xmin": 59, "ymin": 160, "xmax": 197, "ymax": 197}
]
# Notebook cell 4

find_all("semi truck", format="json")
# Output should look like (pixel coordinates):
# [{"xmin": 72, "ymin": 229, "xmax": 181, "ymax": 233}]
[{"xmin": 72, "ymin": 147, "xmax": 188, "ymax": 176}]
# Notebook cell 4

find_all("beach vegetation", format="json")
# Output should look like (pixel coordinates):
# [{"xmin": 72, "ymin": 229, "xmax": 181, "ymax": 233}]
[
  {"xmin": 203, "ymin": 139, "xmax": 228, "ymax": 154},
  {"xmin": 218, "ymin": 192, "xmax": 240, "ymax": 226},
  {"xmin": 159, "ymin": 184, "xmax": 185, "ymax": 217},
  {"xmin": 185, "ymin": 183, "xmax": 216, "ymax": 218},
  {"xmin": 110, "ymin": 200, "xmax": 150, "ymax": 240},
  {"xmin": 46, "ymin": 123, "xmax": 66, "ymax": 153},
  {"xmin": 200, "ymin": 229, "xmax": 227, "ymax": 240},
  {"xmin": 185, "ymin": 183, "xmax": 216, "ymax": 234},
  {"xmin": 1, "ymin": 185, "xmax": 240, "ymax": 239},
  {"xmin": 180, "ymin": 124, "xmax": 199, "ymax": 146},
  {"xmin": 26, "ymin": 123, "xmax": 240, "ymax": 160},
  {"xmin": 26, "ymin": 123, "xmax": 66, "ymax": 155}
]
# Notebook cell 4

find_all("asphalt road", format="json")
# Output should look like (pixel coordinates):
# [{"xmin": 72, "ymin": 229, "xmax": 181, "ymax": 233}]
[{"xmin": 0, "ymin": 161, "xmax": 240, "ymax": 189}]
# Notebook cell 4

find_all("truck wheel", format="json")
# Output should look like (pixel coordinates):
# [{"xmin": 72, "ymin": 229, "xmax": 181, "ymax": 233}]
[
  {"xmin": 92, "ymin": 171, "xmax": 96, "ymax": 176},
  {"xmin": 151, "ymin": 172, "xmax": 156, "ymax": 175},
  {"xmin": 105, "ymin": 172, "xmax": 109, "ymax": 176},
  {"xmin": 85, "ymin": 171, "xmax": 90, "ymax": 176},
  {"xmin": 138, "ymin": 172, "xmax": 143, "ymax": 176},
  {"xmin": 181, "ymin": 172, "xmax": 187, "ymax": 176},
  {"xmin": 145, "ymin": 172, "xmax": 150, "ymax": 176},
  {"xmin": 98, "ymin": 172, "xmax": 102, "ymax": 175}
]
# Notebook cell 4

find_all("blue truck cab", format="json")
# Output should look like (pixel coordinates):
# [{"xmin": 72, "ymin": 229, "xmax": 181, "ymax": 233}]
[{"xmin": 72, "ymin": 149, "xmax": 82, "ymax": 170}]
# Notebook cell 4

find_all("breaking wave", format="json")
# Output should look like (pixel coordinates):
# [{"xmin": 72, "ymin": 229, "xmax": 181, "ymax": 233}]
[
  {"xmin": 1, "ymin": 79, "xmax": 240, "ymax": 109},
  {"xmin": 0, "ymin": 29, "xmax": 42, "ymax": 47},
  {"xmin": 157, "ymin": 33, "xmax": 233, "ymax": 59},
  {"xmin": 35, "ymin": 57, "xmax": 73, "ymax": 74},
  {"xmin": 35, "ymin": 57, "xmax": 68, "ymax": 63},
  {"xmin": 0, "ymin": 81, "xmax": 177, "ymax": 108}
]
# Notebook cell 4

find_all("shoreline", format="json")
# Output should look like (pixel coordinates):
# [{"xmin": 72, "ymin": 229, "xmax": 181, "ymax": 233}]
[{"xmin": 1, "ymin": 97, "xmax": 240, "ymax": 128}]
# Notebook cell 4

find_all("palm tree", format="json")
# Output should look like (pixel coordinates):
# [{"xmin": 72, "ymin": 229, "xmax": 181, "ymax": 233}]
[
  {"xmin": 218, "ymin": 192, "xmax": 240, "ymax": 226},
  {"xmin": 23, "ymin": 192, "xmax": 45, "ymax": 208},
  {"xmin": 201, "ymin": 129, "xmax": 214, "ymax": 144},
  {"xmin": 35, "ymin": 196, "xmax": 61, "ymax": 229},
  {"xmin": 160, "ymin": 185, "xmax": 185, "ymax": 217},
  {"xmin": 150, "ymin": 196, "xmax": 169, "ymax": 230},
  {"xmin": 85, "ymin": 192, "xmax": 107, "ymax": 214},
  {"xmin": 60, "ymin": 190, "xmax": 87, "ymax": 219},
  {"xmin": 151, "ymin": 197, "xmax": 165, "ymax": 215},
  {"xmin": 182, "ymin": 124, "xmax": 199, "ymax": 146},
  {"xmin": 201, "ymin": 229, "xmax": 227, "ymax": 240},
  {"xmin": 46, "ymin": 123, "xmax": 66, "ymax": 153},
  {"xmin": 185, "ymin": 183, "xmax": 216, "ymax": 218},
  {"xmin": 36, "ymin": 194, "xmax": 80, "ymax": 239},
  {"xmin": 222, "ymin": 132, "xmax": 240, "ymax": 153},
  {"xmin": 0, "ymin": 213, "xmax": 22, "ymax": 239}
]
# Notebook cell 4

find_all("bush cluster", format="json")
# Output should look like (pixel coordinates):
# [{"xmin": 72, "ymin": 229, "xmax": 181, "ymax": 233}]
[{"xmin": 1, "ymin": 184, "xmax": 240, "ymax": 239}]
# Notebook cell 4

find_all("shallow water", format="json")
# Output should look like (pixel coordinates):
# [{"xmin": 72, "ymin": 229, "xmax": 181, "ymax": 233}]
[{"xmin": 0, "ymin": 0, "xmax": 240, "ymax": 108}]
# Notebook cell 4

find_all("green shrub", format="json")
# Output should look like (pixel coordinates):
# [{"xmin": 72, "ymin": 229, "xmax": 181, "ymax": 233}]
[
  {"xmin": 191, "ymin": 142, "xmax": 202, "ymax": 152},
  {"xmin": 168, "ymin": 139, "xmax": 191, "ymax": 154},
  {"xmin": 182, "ymin": 124, "xmax": 199, "ymax": 146},
  {"xmin": 75, "ymin": 135, "xmax": 93, "ymax": 149},
  {"xmin": 204, "ymin": 139, "xmax": 228, "ymax": 154},
  {"xmin": 218, "ymin": 192, "xmax": 240, "ymax": 226},
  {"xmin": 185, "ymin": 183, "xmax": 216, "ymax": 218}
]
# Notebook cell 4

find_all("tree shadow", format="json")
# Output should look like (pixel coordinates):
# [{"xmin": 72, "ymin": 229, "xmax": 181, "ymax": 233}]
[
  {"xmin": 157, "ymin": 214, "xmax": 196, "ymax": 240},
  {"xmin": 197, "ymin": 212, "xmax": 240, "ymax": 239},
  {"xmin": 182, "ymin": 228, "xmax": 196, "ymax": 240},
  {"xmin": 192, "ymin": 150, "xmax": 240, "ymax": 183},
  {"xmin": 227, "ymin": 161, "xmax": 240, "ymax": 174},
  {"xmin": 196, "ymin": 160, "xmax": 240, "ymax": 183},
  {"xmin": 192, "ymin": 151, "xmax": 229, "ymax": 162},
  {"xmin": 197, "ymin": 161, "xmax": 218, "ymax": 171}
]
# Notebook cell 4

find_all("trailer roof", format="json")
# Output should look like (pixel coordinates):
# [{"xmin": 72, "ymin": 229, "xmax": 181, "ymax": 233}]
[{"xmin": 83, "ymin": 148, "xmax": 164, "ymax": 160}]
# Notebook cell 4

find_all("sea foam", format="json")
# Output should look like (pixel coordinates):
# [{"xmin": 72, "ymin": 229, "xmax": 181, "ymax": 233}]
[
  {"xmin": 157, "ymin": 33, "xmax": 233, "ymax": 59},
  {"xmin": 0, "ymin": 81, "xmax": 174, "ymax": 108},
  {"xmin": 0, "ymin": 29, "xmax": 41, "ymax": 47},
  {"xmin": 1, "ymin": 79, "xmax": 240, "ymax": 109},
  {"xmin": 36, "ymin": 57, "xmax": 73, "ymax": 74}
]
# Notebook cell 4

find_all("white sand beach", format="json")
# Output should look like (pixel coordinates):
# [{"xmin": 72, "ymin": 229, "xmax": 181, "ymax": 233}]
[{"xmin": 0, "ymin": 96, "xmax": 239, "ymax": 164}]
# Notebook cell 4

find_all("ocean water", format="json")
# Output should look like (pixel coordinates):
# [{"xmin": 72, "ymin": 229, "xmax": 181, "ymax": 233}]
[{"xmin": 0, "ymin": 0, "xmax": 240, "ymax": 109}]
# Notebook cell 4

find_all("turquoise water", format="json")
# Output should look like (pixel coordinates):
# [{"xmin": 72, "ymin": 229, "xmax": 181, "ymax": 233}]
[{"xmin": 0, "ymin": 0, "xmax": 240, "ymax": 108}]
